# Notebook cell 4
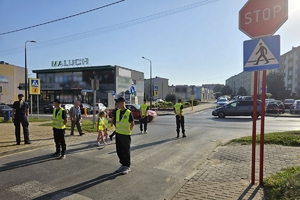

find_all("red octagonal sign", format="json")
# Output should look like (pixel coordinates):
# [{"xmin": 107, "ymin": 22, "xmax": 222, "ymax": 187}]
[{"xmin": 239, "ymin": 0, "xmax": 288, "ymax": 39}]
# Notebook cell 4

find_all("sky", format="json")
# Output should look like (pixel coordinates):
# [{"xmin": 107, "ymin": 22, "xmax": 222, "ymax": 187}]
[{"xmin": 0, "ymin": 0, "xmax": 300, "ymax": 86}]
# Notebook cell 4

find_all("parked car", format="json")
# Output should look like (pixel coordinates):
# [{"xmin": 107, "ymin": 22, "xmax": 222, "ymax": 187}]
[
  {"xmin": 266, "ymin": 101, "xmax": 285, "ymax": 114},
  {"xmin": 216, "ymin": 98, "xmax": 229, "ymax": 108},
  {"xmin": 62, "ymin": 104, "xmax": 73, "ymax": 113},
  {"xmin": 212, "ymin": 100, "xmax": 261, "ymax": 118},
  {"xmin": 290, "ymin": 100, "xmax": 300, "ymax": 114},
  {"xmin": 284, "ymin": 99, "xmax": 294, "ymax": 109},
  {"xmin": 90, "ymin": 103, "xmax": 106, "ymax": 114},
  {"xmin": 43, "ymin": 104, "xmax": 54, "ymax": 114},
  {"xmin": 155, "ymin": 99, "xmax": 164, "ymax": 103},
  {"xmin": 238, "ymin": 96, "xmax": 253, "ymax": 100},
  {"xmin": 80, "ymin": 103, "xmax": 91, "ymax": 114},
  {"xmin": 265, "ymin": 98, "xmax": 275, "ymax": 104},
  {"xmin": 108, "ymin": 104, "xmax": 157, "ymax": 122},
  {"xmin": 26, "ymin": 102, "xmax": 37, "ymax": 111},
  {"xmin": 0, "ymin": 105, "xmax": 13, "ymax": 117}
]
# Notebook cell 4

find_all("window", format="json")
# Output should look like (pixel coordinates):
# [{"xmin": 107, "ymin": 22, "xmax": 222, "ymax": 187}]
[{"xmin": 229, "ymin": 102, "xmax": 237, "ymax": 108}]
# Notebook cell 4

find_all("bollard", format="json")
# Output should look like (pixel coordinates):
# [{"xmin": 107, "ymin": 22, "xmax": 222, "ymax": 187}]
[{"xmin": 84, "ymin": 108, "xmax": 87, "ymax": 116}]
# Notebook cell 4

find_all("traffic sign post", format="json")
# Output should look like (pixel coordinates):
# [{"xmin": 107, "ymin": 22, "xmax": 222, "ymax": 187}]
[
  {"xmin": 239, "ymin": 0, "xmax": 288, "ymax": 39},
  {"xmin": 239, "ymin": 0, "xmax": 288, "ymax": 185},
  {"xmin": 28, "ymin": 78, "xmax": 41, "ymax": 118},
  {"xmin": 154, "ymin": 85, "xmax": 159, "ymax": 97}
]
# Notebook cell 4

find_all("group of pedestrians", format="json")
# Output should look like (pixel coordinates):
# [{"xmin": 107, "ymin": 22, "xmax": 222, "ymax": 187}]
[{"xmin": 11, "ymin": 93, "xmax": 185, "ymax": 174}]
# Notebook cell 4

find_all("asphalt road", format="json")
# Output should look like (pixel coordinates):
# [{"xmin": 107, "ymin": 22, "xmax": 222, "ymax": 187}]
[{"xmin": 1, "ymin": 109, "xmax": 300, "ymax": 200}]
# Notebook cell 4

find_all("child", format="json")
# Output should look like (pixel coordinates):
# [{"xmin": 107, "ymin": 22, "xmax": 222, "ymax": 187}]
[
  {"xmin": 103, "ymin": 111, "xmax": 109, "ymax": 144},
  {"xmin": 96, "ymin": 111, "xmax": 106, "ymax": 146}
]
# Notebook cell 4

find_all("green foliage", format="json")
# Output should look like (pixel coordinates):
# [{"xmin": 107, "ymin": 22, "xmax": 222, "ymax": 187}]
[
  {"xmin": 264, "ymin": 167, "xmax": 300, "ymax": 200},
  {"xmin": 277, "ymin": 90, "xmax": 291, "ymax": 100},
  {"xmin": 213, "ymin": 84, "xmax": 223, "ymax": 93},
  {"xmin": 237, "ymin": 86, "xmax": 247, "ymax": 96},
  {"xmin": 228, "ymin": 131, "xmax": 300, "ymax": 146},
  {"xmin": 267, "ymin": 72, "xmax": 286, "ymax": 99},
  {"xmin": 165, "ymin": 93, "xmax": 176, "ymax": 103},
  {"xmin": 186, "ymin": 100, "xmax": 200, "ymax": 106},
  {"xmin": 0, "ymin": 117, "xmax": 51, "ymax": 123},
  {"xmin": 183, "ymin": 102, "xmax": 191, "ymax": 108},
  {"xmin": 221, "ymin": 85, "xmax": 232, "ymax": 95}
]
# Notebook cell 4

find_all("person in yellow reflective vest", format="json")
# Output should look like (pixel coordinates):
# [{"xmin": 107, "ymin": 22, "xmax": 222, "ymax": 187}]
[
  {"xmin": 139, "ymin": 99, "xmax": 149, "ymax": 134},
  {"xmin": 52, "ymin": 99, "xmax": 68, "ymax": 159},
  {"xmin": 109, "ymin": 102, "xmax": 119, "ymax": 141},
  {"xmin": 174, "ymin": 99, "xmax": 186, "ymax": 138},
  {"xmin": 113, "ymin": 97, "xmax": 134, "ymax": 175},
  {"xmin": 96, "ymin": 111, "xmax": 107, "ymax": 146}
]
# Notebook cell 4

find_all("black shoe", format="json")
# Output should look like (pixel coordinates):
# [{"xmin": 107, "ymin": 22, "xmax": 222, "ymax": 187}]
[
  {"xmin": 52, "ymin": 153, "xmax": 60, "ymax": 157},
  {"xmin": 109, "ymin": 135, "xmax": 113, "ymax": 141},
  {"xmin": 182, "ymin": 134, "xmax": 186, "ymax": 138},
  {"xmin": 70, "ymin": 133, "xmax": 74, "ymax": 136},
  {"xmin": 16, "ymin": 143, "xmax": 20, "ymax": 145},
  {"xmin": 25, "ymin": 141, "xmax": 31, "ymax": 144},
  {"xmin": 176, "ymin": 135, "xmax": 179, "ymax": 138},
  {"xmin": 80, "ymin": 133, "xmax": 85, "ymax": 136}
]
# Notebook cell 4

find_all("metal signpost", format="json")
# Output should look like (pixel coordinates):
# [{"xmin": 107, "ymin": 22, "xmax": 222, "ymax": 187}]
[
  {"xmin": 239, "ymin": 0, "xmax": 288, "ymax": 185},
  {"xmin": 91, "ymin": 72, "xmax": 99, "ymax": 129},
  {"xmin": 28, "ymin": 78, "xmax": 41, "ymax": 118}
]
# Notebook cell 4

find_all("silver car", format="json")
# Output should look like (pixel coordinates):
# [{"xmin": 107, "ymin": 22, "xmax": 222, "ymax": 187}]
[
  {"xmin": 290, "ymin": 100, "xmax": 300, "ymax": 114},
  {"xmin": 216, "ymin": 98, "xmax": 229, "ymax": 108}
]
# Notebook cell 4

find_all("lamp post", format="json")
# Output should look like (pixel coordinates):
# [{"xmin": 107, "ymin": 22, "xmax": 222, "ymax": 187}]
[
  {"xmin": 25, "ymin": 40, "xmax": 36, "ymax": 102},
  {"xmin": 142, "ymin": 57, "xmax": 152, "ymax": 110}
]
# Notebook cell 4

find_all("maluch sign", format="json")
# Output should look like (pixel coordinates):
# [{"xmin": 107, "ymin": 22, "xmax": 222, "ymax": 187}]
[{"xmin": 51, "ymin": 58, "xmax": 89, "ymax": 67}]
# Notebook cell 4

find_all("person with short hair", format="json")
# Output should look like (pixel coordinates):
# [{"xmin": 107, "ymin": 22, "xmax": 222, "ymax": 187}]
[
  {"xmin": 174, "ymin": 99, "xmax": 186, "ymax": 138},
  {"xmin": 113, "ymin": 97, "xmax": 134, "ymax": 175},
  {"xmin": 52, "ymin": 99, "xmax": 68, "ymax": 159},
  {"xmin": 140, "ymin": 99, "xmax": 149, "ymax": 134},
  {"xmin": 69, "ymin": 100, "xmax": 84, "ymax": 136},
  {"xmin": 12, "ymin": 94, "xmax": 31, "ymax": 145}
]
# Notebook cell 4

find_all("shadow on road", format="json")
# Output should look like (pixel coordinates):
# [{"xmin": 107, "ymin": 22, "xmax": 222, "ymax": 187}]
[
  {"xmin": 237, "ymin": 184, "xmax": 262, "ymax": 200},
  {"xmin": 32, "ymin": 172, "xmax": 120, "ymax": 200},
  {"xmin": 210, "ymin": 117, "xmax": 255, "ymax": 122}
]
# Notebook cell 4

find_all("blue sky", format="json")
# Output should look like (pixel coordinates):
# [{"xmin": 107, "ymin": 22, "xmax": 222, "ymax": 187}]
[{"xmin": 0, "ymin": 0, "xmax": 299, "ymax": 86}]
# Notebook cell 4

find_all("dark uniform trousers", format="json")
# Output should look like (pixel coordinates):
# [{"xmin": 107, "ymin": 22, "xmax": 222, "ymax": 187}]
[
  {"xmin": 176, "ymin": 115, "xmax": 185, "ymax": 135},
  {"xmin": 14, "ymin": 115, "xmax": 30, "ymax": 144},
  {"xmin": 53, "ymin": 128, "xmax": 66, "ymax": 155},
  {"xmin": 139, "ymin": 116, "xmax": 148, "ymax": 131},
  {"xmin": 115, "ymin": 133, "xmax": 131, "ymax": 167}
]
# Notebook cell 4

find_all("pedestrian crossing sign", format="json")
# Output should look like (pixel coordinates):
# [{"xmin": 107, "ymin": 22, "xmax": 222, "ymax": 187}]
[
  {"xmin": 29, "ymin": 78, "xmax": 40, "ymax": 95},
  {"xmin": 154, "ymin": 91, "xmax": 159, "ymax": 97},
  {"xmin": 243, "ymin": 35, "xmax": 280, "ymax": 72}
]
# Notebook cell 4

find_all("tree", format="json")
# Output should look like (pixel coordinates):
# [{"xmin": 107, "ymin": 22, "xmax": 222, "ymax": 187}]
[
  {"xmin": 221, "ymin": 85, "xmax": 232, "ymax": 95},
  {"xmin": 237, "ymin": 86, "xmax": 247, "ymax": 96},
  {"xmin": 165, "ymin": 93, "xmax": 176, "ymax": 103},
  {"xmin": 213, "ymin": 84, "xmax": 223, "ymax": 93},
  {"xmin": 266, "ymin": 72, "xmax": 285, "ymax": 99}
]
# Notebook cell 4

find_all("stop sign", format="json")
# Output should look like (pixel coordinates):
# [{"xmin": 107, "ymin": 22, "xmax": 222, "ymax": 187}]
[{"xmin": 239, "ymin": 0, "xmax": 288, "ymax": 39}]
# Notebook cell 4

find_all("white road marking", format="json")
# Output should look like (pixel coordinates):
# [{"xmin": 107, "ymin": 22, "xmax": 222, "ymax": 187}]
[
  {"xmin": 7, "ymin": 180, "xmax": 56, "ymax": 199},
  {"xmin": 50, "ymin": 191, "xmax": 92, "ymax": 200}
]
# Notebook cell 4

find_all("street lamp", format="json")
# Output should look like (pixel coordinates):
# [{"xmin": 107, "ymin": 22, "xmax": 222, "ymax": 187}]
[
  {"xmin": 25, "ymin": 40, "xmax": 36, "ymax": 101},
  {"xmin": 142, "ymin": 56, "xmax": 152, "ymax": 110}
]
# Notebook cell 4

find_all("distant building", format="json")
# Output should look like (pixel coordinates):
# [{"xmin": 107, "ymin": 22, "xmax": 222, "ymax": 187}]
[
  {"xmin": 167, "ymin": 85, "xmax": 213, "ymax": 101},
  {"xmin": 144, "ymin": 76, "xmax": 169, "ymax": 100},
  {"xmin": 202, "ymin": 84, "xmax": 224, "ymax": 91},
  {"xmin": 272, "ymin": 45, "xmax": 300, "ymax": 95},
  {"xmin": 0, "ymin": 61, "xmax": 25, "ymax": 104}
]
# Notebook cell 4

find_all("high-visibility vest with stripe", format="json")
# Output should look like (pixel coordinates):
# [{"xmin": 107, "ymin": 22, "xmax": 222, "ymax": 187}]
[
  {"xmin": 116, "ymin": 109, "xmax": 132, "ymax": 135},
  {"xmin": 140, "ymin": 104, "xmax": 148, "ymax": 116},
  {"xmin": 174, "ymin": 103, "xmax": 184, "ymax": 116},
  {"xmin": 52, "ymin": 108, "xmax": 66, "ymax": 129},
  {"xmin": 98, "ymin": 117, "xmax": 105, "ymax": 131}
]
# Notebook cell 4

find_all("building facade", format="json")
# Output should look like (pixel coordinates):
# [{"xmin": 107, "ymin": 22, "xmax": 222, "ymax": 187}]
[
  {"xmin": 272, "ymin": 46, "xmax": 300, "ymax": 95},
  {"xmin": 226, "ymin": 71, "xmax": 254, "ymax": 96},
  {"xmin": 32, "ymin": 65, "xmax": 144, "ymax": 108},
  {"xmin": 167, "ymin": 85, "xmax": 213, "ymax": 101},
  {"xmin": 144, "ymin": 76, "xmax": 169, "ymax": 100},
  {"xmin": 0, "ymin": 62, "xmax": 25, "ymax": 104}
]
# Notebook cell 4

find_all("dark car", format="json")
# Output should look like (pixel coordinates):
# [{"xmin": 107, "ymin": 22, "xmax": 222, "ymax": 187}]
[
  {"xmin": 283, "ymin": 99, "xmax": 294, "ymax": 109},
  {"xmin": 43, "ymin": 104, "xmax": 54, "ymax": 114},
  {"xmin": 212, "ymin": 100, "xmax": 261, "ymax": 118},
  {"xmin": 266, "ymin": 101, "xmax": 285, "ymax": 114},
  {"xmin": 25, "ymin": 102, "xmax": 37, "ymax": 111},
  {"xmin": 0, "ymin": 105, "xmax": 13, "ymax": 117}
]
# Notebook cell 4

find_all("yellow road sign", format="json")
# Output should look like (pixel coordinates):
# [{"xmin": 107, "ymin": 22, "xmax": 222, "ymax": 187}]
[
  {"xmin": 29, "ymin": 78, "xmax": 40, "ymax": 95},
  {"xmin": 154, "ymin": 91, "xmax": 159, "ymax": 97}
]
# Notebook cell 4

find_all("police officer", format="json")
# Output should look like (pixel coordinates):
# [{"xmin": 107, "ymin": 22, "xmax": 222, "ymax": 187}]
[
  {"xmin": 140, "ymin": 99, "xmax": 149, "ymax": 134},
  {"xmin": 52, "ymin": 99, "xmax": 68, "ymax": 159},
  {"xmin": 174, "ymin": 99, "xmax": 186, "ymax": 138},
  {"xmin": 12, "ymin": 94, "xmax": 31, "ymax": 145},
  {"xmin": 113, "ymin": 97, "xmax": 134, "ymax": 175}
]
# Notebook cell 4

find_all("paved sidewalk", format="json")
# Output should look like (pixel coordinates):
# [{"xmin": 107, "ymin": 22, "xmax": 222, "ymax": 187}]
[
  {"xmin": 172, "ymin": 145, "xmax": 300, "ymax": 200},
  {"xmin": 0, "ymin": 122, "xmax": 97, "ymax": 157}
]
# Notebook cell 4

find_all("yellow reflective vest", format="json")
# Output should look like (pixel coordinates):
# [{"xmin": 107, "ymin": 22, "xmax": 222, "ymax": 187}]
[
  {"xmin": 140, "ymin": 104, "xmax": 148, "ymax": 116},
  {"xmin": 174, "ymin": 103, "xmax": 184, "ymax": 116},
  {"xmin": 52, "ymin": 108, "xmax": 66, "ymax": 129},
  {"xmin": 98, "ymin": 117, "xmax": 106, "ymax": 131},
  {"xmin": 116, "ymin": 109, "xmax": 132, "ymax": 135}
]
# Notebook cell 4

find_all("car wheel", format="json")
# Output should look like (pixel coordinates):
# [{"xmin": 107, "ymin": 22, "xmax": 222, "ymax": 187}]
[
  {"xmin": 251, "ymin": 112, "xmax": 260, "ymax": 119},
  {"xmin": 218, "ymin": 112, "xmax": 225, "ymax": 118}
]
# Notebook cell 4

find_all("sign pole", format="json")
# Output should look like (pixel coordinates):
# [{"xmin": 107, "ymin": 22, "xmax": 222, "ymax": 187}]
[
  {"xmin": 30, "ymin": 95, "xmax": 33, "ymax": 117},
  {"xmin": 259, "ymin": 70, "xmax": 267, "ymax": 185},
  {"xmin": 37, "ymin": 95, "xmax": 39, "ymax": 119},
  {"xmin": 251, "ymin": 71, "xmax": 258, "ymax": 184}
]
